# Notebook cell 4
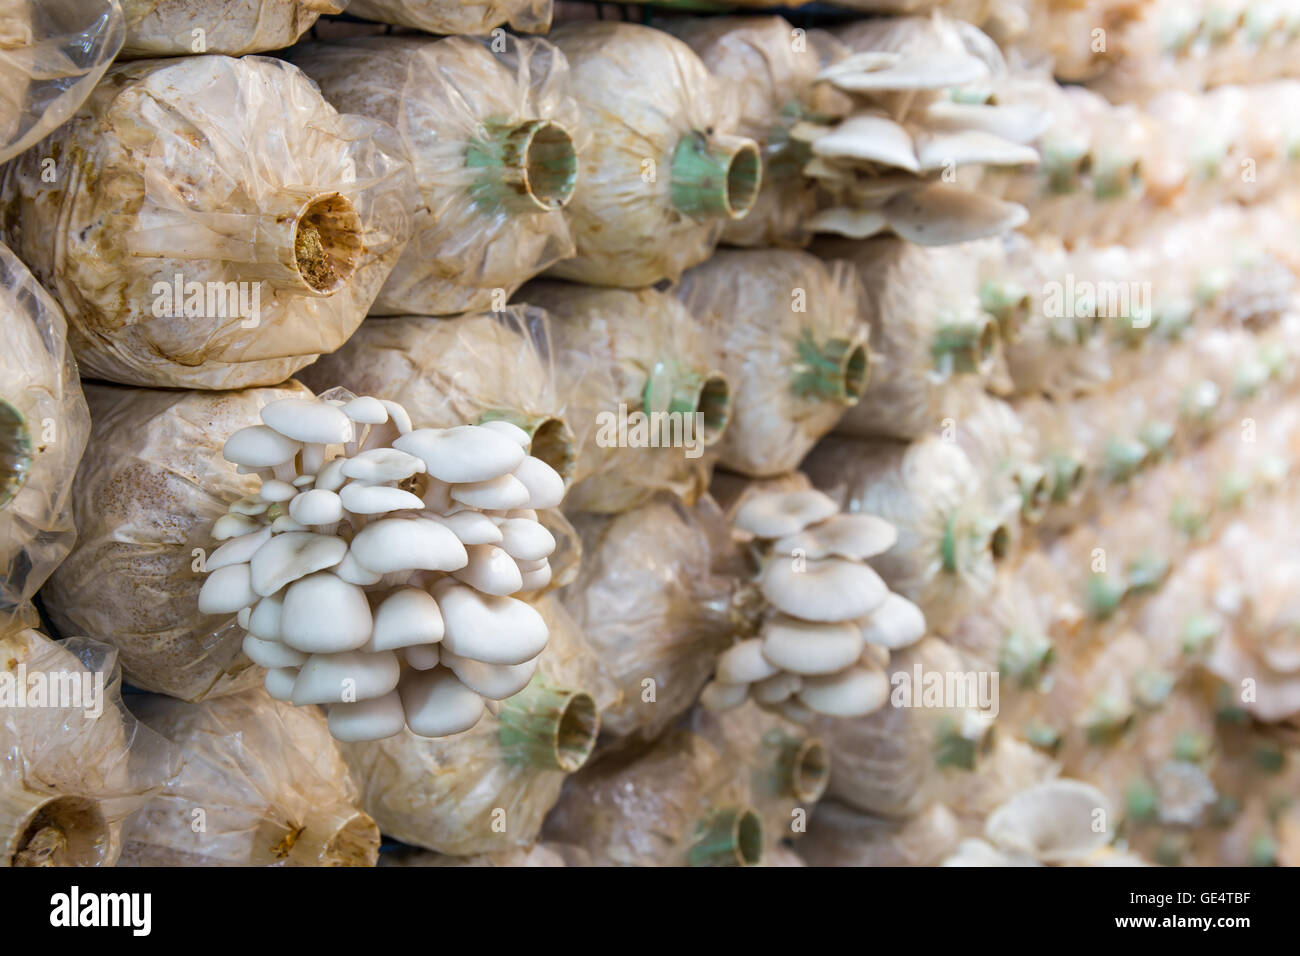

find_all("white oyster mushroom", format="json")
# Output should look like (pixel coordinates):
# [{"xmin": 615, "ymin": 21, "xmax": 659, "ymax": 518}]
[
  {"xmin": 773, "ymin": 513, "xmax": 898, "ymax": 561},
  {"xmin": 342, "ymin": 396, "xmax": 389, "ymax": 425},
  {"xmin": 262, "ymin": 398, "xmax": 354, "ymax": 445},
  {"xmin": 515, "ymin": 558, "xmax": 552, "ymax": 592},
  {"xmin": 858, "ymin": 593, "xmax": 927, "ymax": 650},
  {"xmin": 512, "ymin": 456, "xmax": 565, "ymax": 508},
  {"xmin": 270, "ymin": 515, "xmax": 307, "ymax": 533},
  {"xmin": 441, "ymin": 649, "xmax": 539, "ymax": 700},
  {"xmin": 258, "ymin": 479, "xmax": 297, "ymax": 502},
  {"xmin": 292, "ymin": 475, "xmax": 315, "ymax": 488},
  {"xmin": 734, "ymin": 490, "xmax": 839, "ymax": 538},
  {"xmin": 349, "ymin": 518, "xmax": 468, "ymax": 574},
  {"xmin": 223, "ymin": 425, "xmax": 302, "ymax": 469},
  {"xmin": 249, "ymin": 532, "xmax": 347, "ymax": 597},
  {"xmin": 478, "ymin": 420, "xmax": 531, "ymax": 446},
  {"xmin": 425, "ymin": 510, "xmax": 503, "ymax": 545},
  {"xmin": 497, "ymin": 518, "xmax": 555, "ymax": 562},
  {"xmin": 700, "ymin": 680, "xmax": 749, "ymax": 712},
  {"xmin": 279, "ymin": 572, "xmax": 373, "ymax": 654},
  {"xmin": 797, "ymin": 665, "xmax": 890, "ymax": 717},
  {"xmin": 264, "ymin": 666, "xmax": 299, "ymax": 702},
  {"xmin": 760, "ymin": 556, "xmax": 888, "ymax": 622},
  {"xmin": 315, "ymin": 458, "xmax": 348, "ymax": 492},
  {"xmin": 237, "ymin": 607, "xmax": 252, "ymax": 630},
  {"xmin": 241, "ymin": 635, "xmax": 308, "ymax": 669},
  {"xmin": 400, "ymin": 667, "xmax": 486, "ymax": 737},
  {"xmin": 335, "ymin": 550, "xmax": 383, "ymax": 586},
  {"xmin": 812, "ymin": 113, "xmax": 919, "ymax": 171},
  {"xmin": 716, "ymin": 638, "xmax": 781, "ymax": 685},
  {"xmin": 753, "ymin": 671, "xmax": 801, "ymax": 705},
  {"xmin": 404, "ymin": 644, "xmax": 441, "ymax": 671},
  {"xmin": 760, "ymin": 616, "xmax": 864, "ymax": 676},
  {"xmin": 206, "ymin": 527, "xmax": 272, "ymax": 571},
  {"xmin": 366, "ymin": 588, "xmax": 444, "ymax": 652},
  {"xmin": 328, "ymin": 691, "xmax": 407, "ymax": 743},
  {"xmin": 229, "ymin": 496, "xmax": 269, "ymax": 516},
  {"xmin": 436, "ymin": 583, "xmax": 548, "ymax": 665},
  {"xmin": 288, "ymin": 488, "xmax": 345, "ymax": 526},
  {"xmin": 394, "ymin": 426, "xmax": 525, "ymax": 483},
  {"xmin": 198, "ymin": 563, "xmax": 257, "ymax": 615},
  {"xmin": 339, "ymin": 483, "xmax": 424, "ymax": 515},
  {"xmin": 381, "ymin": 401, "xmax": 412, "ymax": 434},
  {"xmin": 453, "ymin": 544, "xmax": 525, "ymax": 596},
  {"xmin": 450, "ymin": 473, "xmax": 531, "ymax": 511},
  {"xmin": 984, "ymin": 780, "xmax": 1114, "ymax": 864},
  {"xmin": 292, "ymin": 650, "xmax": 402, "ymax": 705},
  {"xmin": 213, "ymin": 513, "xmax": 262, "ymax": 540},
  {"xmin": 340, "ymin": 448, "xmax": 426, "ymax": 483},
  {"xmin": 247, "ymin": 594, "xmax": 284, "ymax": 641}
]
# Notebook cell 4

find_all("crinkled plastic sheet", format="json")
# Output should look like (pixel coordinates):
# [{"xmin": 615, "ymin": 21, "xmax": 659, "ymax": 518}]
[
  {"xmin": 301, "ymin": 307, "xmax": 583, "ymax": 489},
  {"xmin": 546, "ymin": 22, "xmax": 752, "ymax": 287},
  {"xmin": 1, "ymin": 614, "xmax": 174, "ymax": 867},
  {"xmin": 345, "ymin": 0, "xmax": 552, "ymax": 35},
  {"xmin": 336, "ymin": 593, "xmax": 611, "ymax": 858},
  {"xmin": 520, "ymin": 281, "xmax": 720, "ymax": 513},
  {"xmin": 291, "ymin": 35, "xmax": 586, "ymax": 316},
  {"xmin": 561, "ymin": 494, "xmax": 738, "ymax": 742},
  {"xmin": 803, "ymin": 435, "xmax": 997, "ymax": 634},
  {"xmin": 0, "ymin": 0, "xmax": 123, "ymax": 165},
  {"xmin": 43, "ymin": 381, "xmax": 312, "ymax": 702},
  {"xmin": 119, "ymin": 0, "xmax": 339, "ymax": 58},
  {"xmin": 676, "ymin": 249, "xmax": 869, "ymax": 477},
  {"xmin": 800, "ymin": 800, "xmax": 960, "ymax": 867},
  {"xmin": 1, "ymin": 54, "xmax": 415, "ymax": 389},
  {"xmin": 815, "ymin": 237, "xmax": 993, "ymax": 441},
  {"xmin": 0, "ymin": 242, "xmax": 89, "ymax": 614},
  {"xmin": 121, "ymin": 690, "xmax": 379, "ymax": 866}
]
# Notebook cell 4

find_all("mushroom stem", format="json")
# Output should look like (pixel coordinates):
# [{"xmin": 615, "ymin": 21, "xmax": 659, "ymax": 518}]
[
  {"xmin": 1, "ymin": 789, "xmax": 111, "ymax": 867},
  {"xmin": 0, "ymin": 399, "xmax": 32, "ymax": 509},
  {"xmin": 273, "ymin": 460, "xmax": 298, "ymax": 483},
  {"xmin": 465, "ymin": 119, "xmax": 579, "ymax": 214},
  {"xmin": 932, "ymin": 314, "xmax": 997, "ymax": 377},
  {"xmin": 498, "ymin": 680, "xmax": 599, "ymax": 772},
  {"xmin": 792, "ymin": 334, "xmax": 870, "ymax": 406},
  {"xmin": 302, "ymin": 442, "xmax": 327, "ymax": 476},
  {"xmin": 687, "ymin": 806, "xmax": 764, "ymax": 867},
  {"xmin": 670, "ymin": 131, "xmax": 762, "ymax": 220}
]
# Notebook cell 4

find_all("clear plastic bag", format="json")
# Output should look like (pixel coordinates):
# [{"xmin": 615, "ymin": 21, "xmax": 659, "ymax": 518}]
[
  {"xmin": 0, "ymin": 0, "xmax": 123, "ymax": 165},
  {"xmin": 676, "ymin": 249, "xmax": 870, "ymax": 478},
  {"xmin": 290, "ymin": 35, "xmax": 586, "ymax": 317},
  {"xmin": 301, "ymin": 308, "xmax": 580, "ymax": 487},
  {"xmin": 519, "ymin": 282, "xmax": 726, "ymax": 513},
  {"xmin": 546, "ymin": 22, "xmax": 761, "ymax": 287},
  {"xmin": 121, "ymin": 689, "xmax": 379, "ymax": 866},
  {"xmin": 345, "ymin": 0, "xmax": 552, "ymax": 36},
  {"xmin": 120, "ymin": 0, "xmax": 338, "ymax": 58},
  {"xmin": 43, "ymin": 381, "xmax": 312, "ymax": 702},
  {"xmin": 1, "ymin": 54, "xmax": 414, "ymax": 389},
  {"xmin": 0, "ymin": 242, "xmax": 89, "ymax": 614},
  {"xmin": 2, "ymin": 612, "xmax": 172, "ymax": 867}
]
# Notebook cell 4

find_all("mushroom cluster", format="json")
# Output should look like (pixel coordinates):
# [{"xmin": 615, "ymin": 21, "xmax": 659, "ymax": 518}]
[
  {"xmin": 702, "ymin": 488, "xmax": 927, "ymax": 721},
  {"xmin": 197, "ymin": 390, "xmax": 566, "ymax": 743}
]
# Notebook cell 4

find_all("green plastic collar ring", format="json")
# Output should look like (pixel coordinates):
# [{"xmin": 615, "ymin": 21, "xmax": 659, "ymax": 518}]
[
  {"xmin": 466, "ymin": 119, "xmax": 578, "ymax": 214},
  {"xmin": 0, "ymin": 400, "xmax": 33, "ymax": 509},
  {"xmin": 688, "ymin": 807, "xmax": 764, "ymax": 867},
  {"xmin": 642, "ymin": 361, "xmax": 732, "ymax": 447},
  {"xmin": 933, "ymin": 317, "xmax": 996, "ymax": 376},
  {"xmin": 979, "ymin": 279, "xmax": 1030, "ymax": 345},
  {"xmin": 670, "ymin": 131, "xmax": 762, "ymax": 220},
  {"xmin": 941, "ymin": 514, "xmax": 959, "ymax": 573},
  {"xmin": 792, "ymin": 333, "xmax": 870, "ymax": 406},
  {"xmin": 498, "ymin": 680, "xmax": 599, "ymax": 772}
]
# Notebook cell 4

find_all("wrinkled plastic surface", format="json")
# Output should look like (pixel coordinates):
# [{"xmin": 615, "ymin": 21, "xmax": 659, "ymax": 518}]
[
  {"xmin": 120, "ymin": 0, "xmax": 338, "ymax": 57},
  {"xmin": 1, "ymin": 615, "xmax": 172, "ymax": 867},
  {"xmin": 677, "ymin": 249, "xmax": 869, "ymax": 477},
  {"xmin": 547, "ymin": 22, "xmax": 748, "ymax": 286},
  {"xmin": 1, "ymin": 54, "xmax": 414, "ymax": 389},
  {"xmin": 520, "ymin": 282, "xmax": 718, "ymax": 513},
  {"xmin": 346, "ymin": 0, "xmax": 552, "ymax": 35},
  {"xmin": 561, "ymin": 495, "xmax": 737, "ymax": 742},
  {"xmin": 0, "ymin": 0, "xmax": 123, "ymax": 165},
  {"xmin": 0, "ymin": 243, "xmax": 89, "ymax": 614},
  {"xmin": 122, "ymin": 690, "xmax": 379, "ymax": 866},
  {"xmin": 43, "ymin": 381, "xmax": 312, "ymax": 702},
  {"xmin": 292, "ymin": 35, "xmax": 585, "ymax": 316}
]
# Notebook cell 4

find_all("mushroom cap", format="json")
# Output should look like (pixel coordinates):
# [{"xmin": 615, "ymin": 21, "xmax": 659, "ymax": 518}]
[
  {"xmin": 821, "ymin": 52, "xmax": 987, "ymax": 92},
  {"xmin": 700, "ymin": 680, "xmax": 749, "ymax": 711},
  {"xmin": 249, "ymin": 531, "xmax": 347, "ymax": 598},
  {"xmin": 198, "ymin": 563, "xmax": 257, "ymax": 615},
  {"xmin": 340, "ymin": 448, "xmax": 426, "ymax": 483},
  {"xmin": 292, "ymin": 475, "xmax": 315, "ymax": 488},
  {"xmin": 797, "ymin": 665, "xmax": 890, "ymax": 717},
  {"xmin": 513, "ymin": 456, "xmax": 565, "ymax": 509},
  {"xmin": 291, "ymin": 649, "xmax": 401, "ymax": 705},
  {"xmin": 207, "ymin": 527, "xmax": 272, "ymax": 571},
  {"xmin": 912, "ymin": 128, "xmax": 1040, "ymax": 173},
  {"xmin": 258, "ymin": 480, "xmax": 297, "ymax": 502},
  {"xmin": 773, "ymin": 513, "xmax": 898, "ymax": 561},
  {"xmin": 716, "ymin": 638, "xmax": 782, "ymax": 684},
  {"xmin": 759, "ymin": 615, "xmax": 864, "ymax": 675},
  {"xmin": 213, "ymin": 513, "xmax": 262, "ymax": 541},
  {"xmin": 479, "ymin": 420, "xmax": 532, "ymax": 446},
  {"xmin": 223, "ymin": 425, "xmax": 302, "ymax": 467},
  {"xmin": 497, "ymin": 518, "xmax": 556, "ymax": 561},
  {"xmin": 339, "ymin": 483, "xmax": 424, "ymax": 515},
  {"xmin": 400, "ymin": 667, "xmax": 486, "ymax": 737},
  {"xmin": 858, "ymin": 592, "xmax": 927, "ymax": 649},
  {"xmin": 441, "ymin": 649, "xmax": 539, "ymax": 700},
  {"xmin": 288, "ymin": 488, "xmax": 345, "ymax": 527},
  {"xmin": 436, "ymin": 584, "xmax": 549, "ymax": 665},
  {"xmin": 342, "ymin": 396, "xmax": 389, "ymax": 425},
  {"xmin": 366, "ymin": 587, "xmax": 444, "ymax": 652},
  {"xmin": 381, "ymin": 400, "xmax": 413, "ymax": 435},
  {"xmin": 315, "ymin": 458, "xmax": 347, "ymax": 492},
  {"xmin": 760, "ymin": 555, "xmax": 889, "ymax": 622},
  {"xmin": 735, "ymin": 490, "xmax": 839, "ymax": 538},
  {"xmin": 261, "ymin": 397, "xmax": 354, "ymax": 445},
  {"xmin": 985, "ymin": 780, "xmax": 1113, "ymax": 863},
  {"xmin": 426, "ymin": 510, "xmax": 503, "ymax": 546},
  {"xmin": 269, "ymin": 515, "xmax": 307, "ymax": 534},
  {"xmin": 229, "ymin": 496, "xmax": 269, "ymax": 516},
  {"xmin": 518, "ymin": 560, "xmax": 552, "ymax": 592},
  {"xmin": 753, "ymin": 671, "xmax": 801, "ymax": 705},
  {"xmin": 812, "ymin": 112, "xmax": 919, "ymax": 172},
  {"xmin": 328, "ymin": 691, "xmax": 406, "ymax": 742},
  {"xmin": 247, "ymin": 593, "xmax": 283, "ymax": 641},
  {"xmin": 264, "ymin": 666, "xmax": 298, "ymax": 702},
  {"xmin": 350, "ymin": 518, "xmax": 469, "ymax": 574},
  {"xmin": 884, "ymin": 184, "xmax": 1028, "ymax": 246},
  {"xmin": 453, "ymin": 544, "xmax": 525, "ymax": 596},
  {"xmin": 450, "ymin": 473, "xmax": 531, "ymax": 511},
  {"xmin": 279, "ymin": 571, "xmax": 374, "ymax": 653},
  {"xmin": 405, "ymin": 643, "xmax": 441, "ymax": 671},
  {"xmin": 335, "ymin": 550, "xmax": 383, "ymax": 586},
  {"xmin": 394, "ymin": 426, "xmax": 525, "ymax": 484},
  {"xmin": 807, "ymin": 206, "xmax": 889, "ymax": 240},
  {"xmin": 241, "ymin": 634, "xmax": 307, "ymax": 669}
]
